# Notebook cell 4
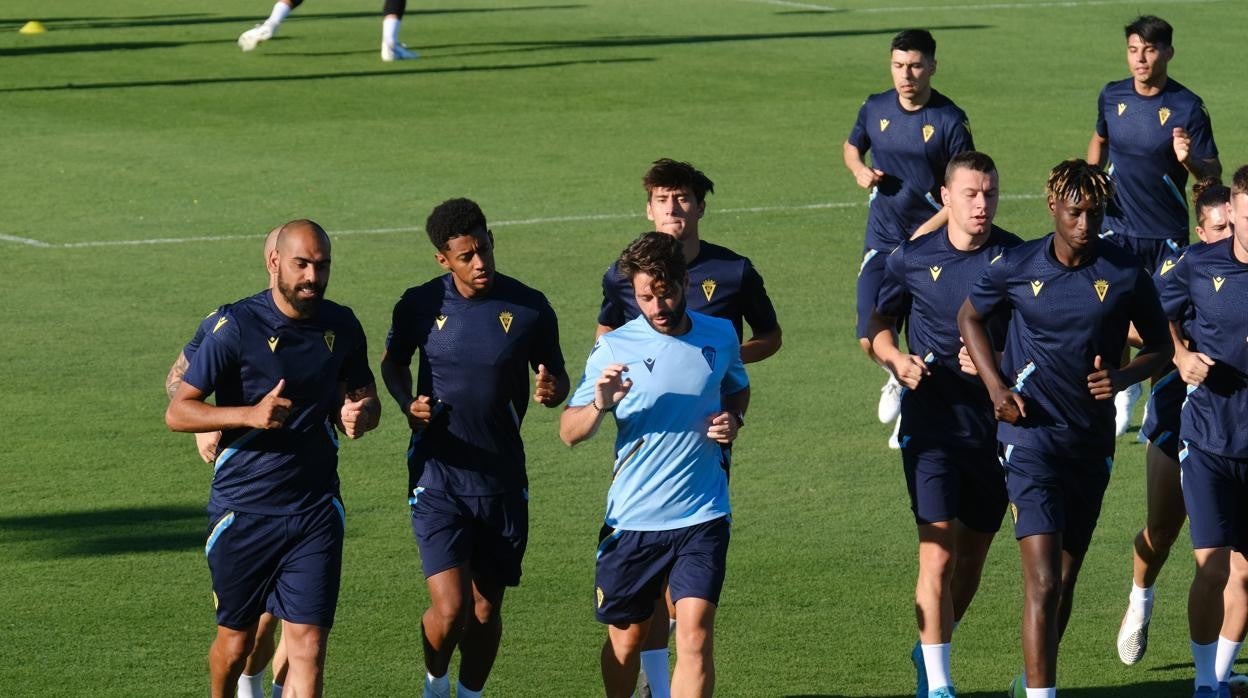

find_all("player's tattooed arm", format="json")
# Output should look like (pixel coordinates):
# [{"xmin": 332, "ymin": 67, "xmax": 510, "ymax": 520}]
[{"xmin": 166, "ymin": 351, "xmax": 190, "ymax": 400}]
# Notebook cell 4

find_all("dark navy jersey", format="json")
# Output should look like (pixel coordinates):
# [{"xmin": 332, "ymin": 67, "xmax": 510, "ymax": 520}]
[
  {"xmin": 968, "ymin": 235, "xmax": 1169, "ymax": 457},
  {"xmin": 183, "ymin": 304, "xmax": 231, "ymax": 358},
  {"xmin": 184, "ymin": 290, "xmax": 374, "ymax": 515},
  {"xmin": 386, "ymin": 273, "xmax": 566, "ymax": 496},
  {"xmin": 597, "ymin": 240, "xmax": 779, "ymax": 342},
  {"xmin": 1159, "ymin": 239, "xmax": 1248, "ymax": 457},
  {"xmin": 847, "ymin": 89, "xmax": 974, "ymax": 251},
  {"xmin": 1095, "ymin": 78, "xmax": 1218, "ymax": 240},
  {"xmin": 876, "ymin": 225, "xmax": 1023, "ymax": 448}
]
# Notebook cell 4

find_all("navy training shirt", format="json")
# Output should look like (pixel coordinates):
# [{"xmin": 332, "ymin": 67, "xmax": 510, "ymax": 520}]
[
  {"xmin": 1095, "ymin": 78, "xmax": 1217, "ymax": 241},
  {"xmin": 847, "ymin": 89, "xmax": 974, "ymax": 251},
  {"xmin": 876, "ymin": 225, "xmax": 1023, "ymax": 449},
  {"xmin": 183, "ymin": 304, "xmax": 231, "ymax": 358},
  {"xmin": 386, "ymin": 273, "xmax": 566, "ymax": 497},
  {"xmin": 968, "ymin": 235, "xmax": 1169, "ymax": 458},
  {"xmin": 183, "ymin": 290, "xmax": 375, "ymax": 515},
  {"xmin": 1158, "ymin": 239, "xmax": 1248, "ymax": 457},
  {"xmin": 597, "ymin": 240, "xmax": 779, "ymax": 341}
]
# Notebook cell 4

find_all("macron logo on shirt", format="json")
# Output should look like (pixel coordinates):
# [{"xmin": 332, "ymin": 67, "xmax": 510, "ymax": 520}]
[{"xmin": 643, "ymin": 357, "xmax": 655, "ymax": 373}]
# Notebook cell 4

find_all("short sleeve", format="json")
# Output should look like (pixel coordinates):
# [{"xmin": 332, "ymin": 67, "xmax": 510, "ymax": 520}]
[
  {"xmin": 721, "ymin": 340, "xmax": 749, "ymax": 396},
  {"xmin": 1186, "ymin": 98, "xmax": 1219, "ymax": 163},
  {"xmin": 1159, "ymin": 253, "xmax": 1193, "ymax": 321},
  {"xmin": 384, "ymin": 291, "xmax": 421, "ymax": 366},
  {"xmin": 596, "ymin": 265, "xmax": 626, "ymax": 329},
  {"xmin": 739, "ymin": 261, "xmax": 779, "ymax": 335},
  {"xmin": 529, "ymin": 296, "xmax": 567, "ymax": 376},
  {"xmin": 184, "ymin": 305, "xmax": 229, "ymax": 359},
  {"xmin": 183, "ymin": 310, "xmax": 240, "ymax": 395},
  {"xmin": 968, "ymin": 251, "xmax": 1011, "ymax": 318},
  {"xmin": 945, "ymin": 110, "xmax": 974, "ymax": 158},
  {"xmin": 846, "ymin": 100, "xmax": 871, "ymax": 152},
  {"xmin": 568, "ymin": 338, "xmax": 616, "ymax": 408},
  {"xmin": 1130, "ymin": 267, "xmax": 1169, "ymax": 349},
  {"xmin": 340, "ymin": 316, "xmax": 376, "ymax": 393},
  {"xmin": 875, "ymin": 245, "xmax": 910, "ymax": 317},
  {"xmin": 1095, "ymin": 86, "xmax": 1109, "ymax": 138}
]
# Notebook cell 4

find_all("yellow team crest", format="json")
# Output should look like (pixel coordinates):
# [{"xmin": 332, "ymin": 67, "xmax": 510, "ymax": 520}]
[
  {"xmin": 498, "ymin": 311, "xmax": 513, "ymax": 333},
  {"xmin": 596, "ymin": 587, "xmax": 605, "ymax": 608},
  {"xmin": 922, "ymin": 124, "xmax": 935, "ymax": 143},
  {"xmin": 1010, "ymin": 503, "xmax": 1018, "ymax": 524},
  {"xmin": 435, "ymin": 314, "xmax": 448, "ymax": 330},
  {"xmin": 323, "ymin": 330, "xmax": 335, "ymax": 352},
  {"xmin": 1160, "ymin": 259, "xmax": 1177, "ymax": 276},
  {"xmin": 1214, "ymin": 276, "xmax": 1226, "ymax": 292},
  {"xmin": 1094, "ymin": 279, "xmax": 1110, "ymax": 302},
  {"xmin": 1117, "ymin": 103, "xmax": 1127, "ymax": 116},
  {"xmin": 879, "ymin": 118, "xmax": 890, "ymax": 132},
  {"xmin": 267, "ymin": 336, "xmax": 279, "ymax": 352},
  {"xmin": 1158, "ymin": 107, "xmax": 1172, "ymax": 126},
  {"xmin": 1030, "ymin": 280, "xmax": 1044, "ymax": 297},
  {"xmin": 213, "ymin": 316, "xmax": 229, "ymax": 333},
  {"xmin": 929, "ymin": 266, "xmax": 942, "ymax": 281},
  {"xmin": 701, "ymin": 278, "xmax": 717, "ymax": 301}
]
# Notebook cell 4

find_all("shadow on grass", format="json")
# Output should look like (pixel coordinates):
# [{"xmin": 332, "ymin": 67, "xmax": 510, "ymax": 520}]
[
  {"xmin": 0, "ymin": 6, "xmax": 586, "ymax": 31},
  {"xmin": 1, "ymin": 38, "xmax": 246, "ymax": 57},
  {"xmin": 784, "ymin": 678, "xmax": 1195, "ymax": 697},
  {"xmin": 0, "ymin": 56, "xmax": 653, "ymax": 93},
  {"xmin": 0, "ymin": 504, "xmax": 203, "ymax": 557}
]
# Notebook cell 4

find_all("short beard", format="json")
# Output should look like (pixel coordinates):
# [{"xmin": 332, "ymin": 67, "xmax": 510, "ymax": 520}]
[
  {"xmin": 645, "ymin": 297, "xmax": 687, "ymax": 334},
  {"xmin": 279, "ymin": 278, "xmax": 324, "ymax": 317}
]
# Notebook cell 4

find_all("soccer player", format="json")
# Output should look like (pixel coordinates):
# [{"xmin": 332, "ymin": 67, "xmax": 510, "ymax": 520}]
[
  {"xmin": 166, "ymin": 219, "xmax": 381, "ymax": 698},
  {"xmin": 1116, "ymin": 179, "xmax": 1236, "ymax": 667},
  {"xmin": 957, "ymin": 160, "xmax": 1172, "ymax": 698},
  {"xmin": 595, "ymin": 158, "xmax": 780, "ymax": 697},
  {"xmin": 868, "ymin": 151, "xmax": 1021, "ymax": 698},
  {"xmin": 164, "ymin": 226, "xmax": 292, "ymax": 698},
  {"xmin": 561, "ymin": 232, "xmax": 749, "ymax": 698},
  {"xmin": 1086, "ymin": 14, "xmax": 1221, "ymax": 435},
  {"xmin": 380, "ymin": 198, "xmax": 569, "ymax": 698},
  {"xmin": 843, "ymin": 28, "xmax": 974, "ymax": 447},
  {"xmin": 238, "ymin": 0, "xmax": 419, "ymax": 62},
  {"xmin": 1159, "ymin": 165, "xmax": 1248, "ymax": 697}
]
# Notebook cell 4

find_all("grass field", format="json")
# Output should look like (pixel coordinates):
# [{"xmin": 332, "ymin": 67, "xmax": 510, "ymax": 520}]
[{"xmin": 2, "ymin": 0, "xmax": 1246, "ymax": 695}]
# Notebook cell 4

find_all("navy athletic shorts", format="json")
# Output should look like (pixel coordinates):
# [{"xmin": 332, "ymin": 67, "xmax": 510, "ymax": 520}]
[
  {"xmin": 1000, "ymin": 443, "xmax": 1112, "ymax": 556},
  {"xmin": 205, "ymin": 496, "xmax": 345, "ymax": 630},
  {"xmin": 1180, "ymin": 442, "xmax": 1248, "ymax": 551},
  {"xmin": 409, "ymin": 486, "xmax": 528, "ymax": 586},
  {"xmin": 856, "ymin": 246, "xmax": 895, "ymax": 339},
  {"xmin": 903, "ymin": 443, "xmax": 1007, "ymax": 533},
  {"xmin": 1141, "ymin": 371, "xmax": 1185, "ymax": 461},
  {"xmin": 594, "ymin": 516, "xmax": 730, "ymax": 625}
]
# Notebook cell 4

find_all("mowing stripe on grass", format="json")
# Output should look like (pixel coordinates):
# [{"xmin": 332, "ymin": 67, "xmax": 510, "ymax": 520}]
[
  {"xmin": 2, "ymin": 194, "xmax": 1044, "ymax": 249},
  {"xmin": 742, "ymin": 0, "xmax": 1226, "ymax": 12}
]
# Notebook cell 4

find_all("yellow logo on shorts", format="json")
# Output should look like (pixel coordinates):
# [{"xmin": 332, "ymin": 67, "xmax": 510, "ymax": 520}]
[
  {"xmin": 1214, "ymin": 276, "xmax": 1226, "ymax": 292},
  {"xmin": 701, "ymin": 278, "xmax": 717, "ymax": 301},
  {"xmin": 929, "ymin": 266, "xmax": 942, "ymax": 282},
  {"xmin": 323, "ymin": 330, "xmax": 335, "ymax": 352},
  {"xmin": 596, "ymin": 587, "xmax": 605, "ymax": 609},
  {"xmin": 498, "ymin": 311, "xmax": 513, "ymax": 333},
  {"xmin": 435, "ymin": 314, "xmax": 448, "ymax": 330},
  {"xmin": 922, "ymin": 124, "xmax": 935, "ymax": 143},
  {"xmin": 1094, "ymin": 279, "xmax": 1110, "ymax": 302},
  {"xmin": 1030, "ymin": 280, "xmax": 1044, "ymax": 297},
  {"xmin": 879, "ymin": 118, "xmax": 890, "ymax": 132},
  {"xmin": 1158, "ymin": 107, "xmax": 1172, "ymax": 126},
  {"xmin": 1010, "ymin": 503, "xmax": 1018, "ymax": 524},
  {"xmin": 212, "ymin": 591, "xmax": 219, "ymax": 610}
]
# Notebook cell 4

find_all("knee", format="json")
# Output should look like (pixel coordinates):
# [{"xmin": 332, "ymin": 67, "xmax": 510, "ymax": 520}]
[
  {"xmin": 1194, "ymin": 554, "xmax": 1231, "ymax": 588},
  {"xmin": 282, "ymin": 626, "xmax": 329, "ymax": 665},
  {"xmin": 428, "ymin": 593, "xmax": 470, "ymax": 627},
  {"xmin": 471, "ymin": 596, "xmax": 500, "ymax": 626},
  {"xmin": 1025, "ymin": 569, "xmax": 1062, "ymax": 605},
  {"xmin": 1143, "ymin": 522, "xmax": 1181, "ymax": 551},
  {"xmin": 214, "ymin": 629, "xmax": 255, "ymax": 666},
  {"xmin": 607, "ymin": 624, "xmax": 647, "ymax": 658},
  {"xmin": 675, "ymin": 622, "xmax": 713, "ymax": 659}
]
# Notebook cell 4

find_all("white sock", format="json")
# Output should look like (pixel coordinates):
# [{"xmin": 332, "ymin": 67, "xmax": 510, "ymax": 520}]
[
  {"xmin": 264, "ymin": 1, "xmax": 292, "ymax": 28},
  {"xmin": 424, "ymin": 672, "xmax": 450, "ymax": 698},
  {"xmin": 271, "ymin": 683, "xmax": 283, "ymax": 698},
  {"xmin": 457, "ymin": 680, "xmax": 483, "ymax": 698},
  {"xmin": 1216, "ymin": 635, "xmax": 1243, "ymax": 682},
  {"xmin": 669, "ymin": 618, "xmax": 676, "ymax": 633},
  {"xmin": 382, "ymin": 16, "xmax": 401, "ymax": 47},
  {"xmin": 1129, "ymin": 582, "xmax": 1155, "ymax": 612},
  {"xmin": 640, "ymin": 648, "xmax": 672, "ymax": 698},
  {"xmin": 1193, "ymin": 639, "xmax": 1219, "ymax": 689},
  {"xmin": 237, "ymin": 673, "xmax": 264, "ymax": 698},
  {"xmin": 920, "ymin": 643, "xmax": 952, "ymax": 691},
  {"xmin": 1024, "ymin": 689, "xmax": 1055, "ymax": 698}
]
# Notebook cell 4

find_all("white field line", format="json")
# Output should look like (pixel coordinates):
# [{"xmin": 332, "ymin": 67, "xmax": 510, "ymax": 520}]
[
  {"xmin": 1, "ymin": 194, "xmax": 1043, "ymax": 249},
  {"xmin": 742, "ymin": 0, "xmax": 1225, "ymax": 12}
]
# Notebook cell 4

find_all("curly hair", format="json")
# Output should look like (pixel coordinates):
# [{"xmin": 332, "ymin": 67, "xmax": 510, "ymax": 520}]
[
  {"xmin": 426, "ymin": 198, "xmax": 488, "ymax": 251},
  {"xmin": 616, "ymin": 232, "xmax": 686, "ymax": 294},
  {"xmin": 1045, "ymin": 159, "xmax": 1114, "ymax": 209}
]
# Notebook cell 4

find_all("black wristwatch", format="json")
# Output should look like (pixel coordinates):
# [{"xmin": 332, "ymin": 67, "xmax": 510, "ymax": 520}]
[{"xmin": 732, "ymin": 411, "xmax": 745, "ymax": 429}]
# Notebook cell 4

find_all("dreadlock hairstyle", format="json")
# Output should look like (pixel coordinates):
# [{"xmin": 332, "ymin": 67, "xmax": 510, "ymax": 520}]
[
  {"xmin": 1044, "ymin": 159, "xmax": 1114, "ymax": 209},
  {"xmin": 1192, "ymin": 177, "xmax": 1230, "ymax": 227},
  {"xmin": 616, "ymin": 232, "xmax": 687, "ymax": 295}
]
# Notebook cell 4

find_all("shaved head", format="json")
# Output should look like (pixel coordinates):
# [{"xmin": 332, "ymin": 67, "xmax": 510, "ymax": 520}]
[
  {"xmin": 276, "ymin": 219, "xmax": 331, "ymax": 255},
  {"xmin": 264, "ymin": 225, "xmax": 282, "ymax": 259},
  {"xmin": 269, "ymin": 219, "xmax": 332, "ymax": 319}
]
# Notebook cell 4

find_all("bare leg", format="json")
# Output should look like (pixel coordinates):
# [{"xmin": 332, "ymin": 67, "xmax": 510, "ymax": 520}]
[
  {"xmin": 242, "ymin": 612, "xmax": 279, "ymax": 677},
  {"xmin": 603, "ymin": 620, "xmax": 650, "ymax": 698},
  {"xmin": 280, "ymin": 621, "xmax": 329, "ymax": 698},
  {"xmin": 210, "ymin": 623, "xmax": 258, "ymax": 698},
  {"xmin": 951, "ymin": 522, "xmax": 997, "ymax": 623},
  {"xmin": 1018, "ymin": 533, "xmax": 1062, "ymax": 688},
  {"xmin": 421, "ymin": 567, "xmax": 471, "ymax": 680},
  {"xmin": 1132, "ymin": 445, "xmax": 1186, "ymax": 588},
  {"xmin": 916, "ymin": 521, "xmax": 956, "ymax": 644},
  {"xmin": 671, "ymin": 597, "xmax": 716, "ymax": 698},
  {"xmin": 1191, "ymin": 548, "xmax": 1232, "ymax": 644},
  {"xmin": 457, "ymin": 575, "xmax": 505, "ymax": 691},
  {"xmin": 1222, "ymin": 552, "xmax": 1248, "ymax": 643},
  {"xmin": 273, "ymin": 631, "xmax": 289, "ymax": 686}
]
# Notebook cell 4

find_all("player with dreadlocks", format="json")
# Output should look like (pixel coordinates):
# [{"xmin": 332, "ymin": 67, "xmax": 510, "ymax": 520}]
[{"xmin": 958, "ymin": 159, "xmax": 1172, "ymax": 698}]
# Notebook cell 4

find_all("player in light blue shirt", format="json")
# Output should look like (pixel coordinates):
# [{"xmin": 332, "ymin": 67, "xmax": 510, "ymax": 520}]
[{"xmin": 561, "ymin": 233, "xmax": 748, "ymax": 698}]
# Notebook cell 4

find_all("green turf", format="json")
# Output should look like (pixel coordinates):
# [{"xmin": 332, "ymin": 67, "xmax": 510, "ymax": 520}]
[{"xmin": 1, "ymin": 0, "xmax": 1246, "ymax": 695}]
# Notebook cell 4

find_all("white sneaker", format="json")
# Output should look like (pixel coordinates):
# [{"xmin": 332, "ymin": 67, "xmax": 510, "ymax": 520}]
[
  {"xmin": 887, "ymin": 418, "xmax": 901, "ymax": 450},
  {"xmin": 1116, "ymin": 600, "xmax": 1152, "ymax": 665},
  {"xmin": 878, "ymin": 374, "xmax": 902, "ymax": 423},
  {"xmin": 381, "ymin": 42, "xmax": 419, "ymax": 62},
  {"xmin": 1114, "ymin": 382, "xmax": 1142, "ymax": 437},
  {"xmin": 238, "ymin": 24, "xmax": 274, "ymax": 52}
]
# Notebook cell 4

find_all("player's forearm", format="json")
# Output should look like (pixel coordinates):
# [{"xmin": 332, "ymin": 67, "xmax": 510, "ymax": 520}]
[
  {"xmin": 559, "ymin": 404, "xmax": 606, "ymax": 446},
  {"xmin": 166, "ymin": 352, "xmax": 190, "ymax": 400},
  {"xmin": 1087, "ymin": 134, "xmax": 1107, "ymax": 167},
  {"xmin": 956, "ymin": 301, "xmax": 1008, "ymax": 394},
  {"xmin": 1119, "ymin": 342, "xmax": 1174, "ymax": 388},
  {"xmin": 740, "ymin": 327, "xmax": 781, "ymax": 364},
  {"xmin": 1185, "ymin": 157, "xmax": 1222, "ymax": 181},
  {"xmin": 166, "ymin": 399, "xmax": 258, "ymax": 433},
  {"xmin": 867, "ymin": 313, "xmax": 902, "ymax": 366},
  {"xmin": 842, "ymin": 142, "xmax": 869, "ymax": 178},
  {"xmin": 722, "ymin": 387, "xmax": 750, "ymax": 419},
  {"xmin": 379, "ymin": 355, "xmax": 416, "ymax": 410}
]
